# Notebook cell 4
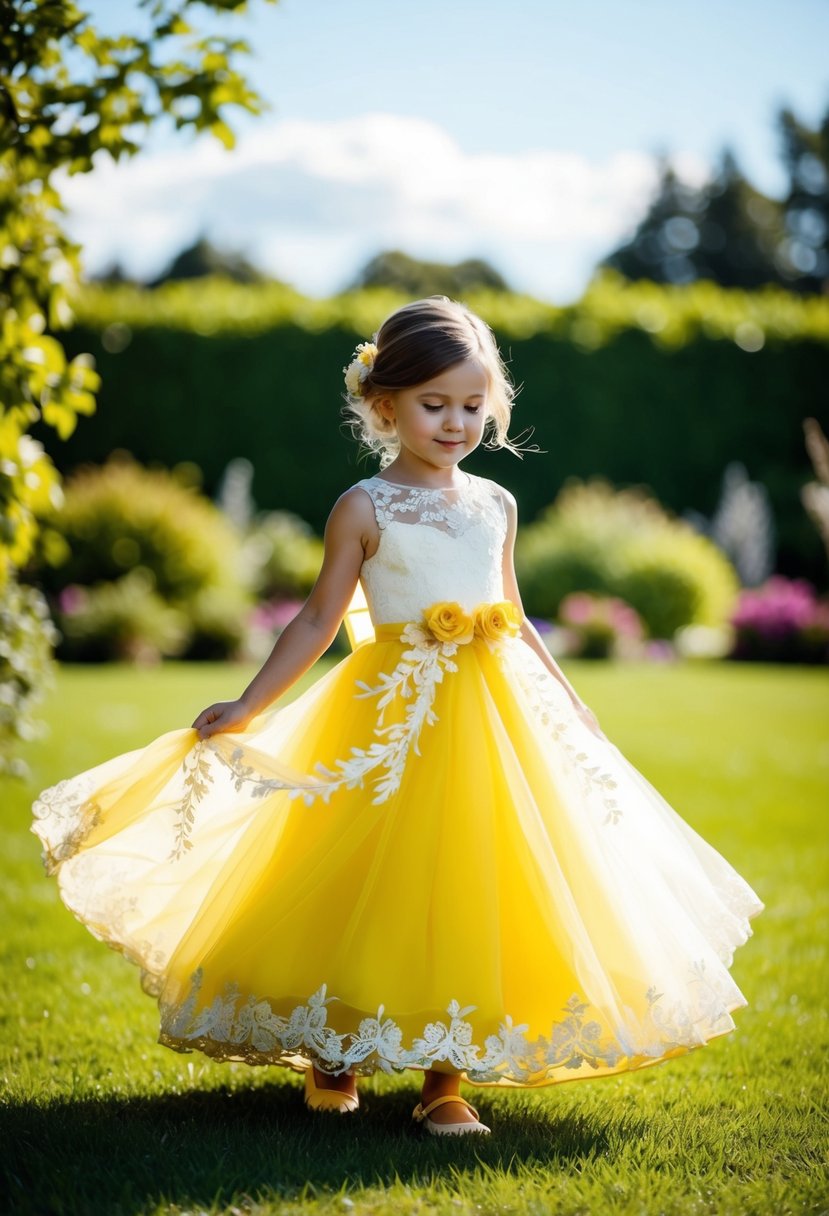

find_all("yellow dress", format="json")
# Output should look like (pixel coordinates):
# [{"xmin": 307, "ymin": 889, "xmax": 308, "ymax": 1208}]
[{"xmin": 31, "ymin": 473, "xmax": 764, "ymax": 1088}]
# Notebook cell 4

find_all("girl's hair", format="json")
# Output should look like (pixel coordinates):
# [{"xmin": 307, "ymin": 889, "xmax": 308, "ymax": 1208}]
[{"xmin": 342, "ymin": 296, "xmax": 526, "ymax": 466}]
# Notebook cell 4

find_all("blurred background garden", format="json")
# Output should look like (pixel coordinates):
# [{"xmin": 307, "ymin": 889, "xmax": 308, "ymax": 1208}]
[{"xmin": 1, "ymin": 1, "xmax": 828, "ymax": 1214}]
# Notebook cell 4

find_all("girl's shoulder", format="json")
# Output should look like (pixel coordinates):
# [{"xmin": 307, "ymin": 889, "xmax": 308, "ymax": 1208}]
[
  {"xmin": 468, "ymin": 473, "xmax": 517, "ymax": 515},
  {"xmin": 328, "ymin": 481, "xmax": 381, "ymax": 530}
]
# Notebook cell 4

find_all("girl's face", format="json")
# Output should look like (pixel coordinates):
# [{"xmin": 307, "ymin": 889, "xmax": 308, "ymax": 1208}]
[{"xmin": 377, "ymin": 358, "xmax": 489, "ymax": 475}]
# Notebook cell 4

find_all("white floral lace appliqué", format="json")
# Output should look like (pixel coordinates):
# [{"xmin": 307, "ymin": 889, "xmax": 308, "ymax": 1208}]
[
  {"xmin": 170, "ymin": 622, "xmax": 493, "ymax": 856},
  {"xmin": 314, "ymin": 620, "xmax": 463, "ymax": 804},
  {"xmin": 158, "ymin": 961, "xmax": 739, "ymax": 1083}
]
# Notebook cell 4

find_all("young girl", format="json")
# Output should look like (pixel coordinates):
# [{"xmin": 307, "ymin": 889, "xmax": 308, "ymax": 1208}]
[{"xmin": 32, "ymin": 296, "xmax": 764, "ymax": 1137}]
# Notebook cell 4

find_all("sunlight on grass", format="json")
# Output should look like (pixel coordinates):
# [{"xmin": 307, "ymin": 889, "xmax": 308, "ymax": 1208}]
[{"xmin": 1, "ymin": 659, "xmax": 827, "ymax": 1215}]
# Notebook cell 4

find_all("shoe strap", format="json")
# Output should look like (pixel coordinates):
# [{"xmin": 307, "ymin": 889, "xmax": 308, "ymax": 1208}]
[{"xmin": 419, "ymin": 1094, "xmax": 480, "ymax": 1120}]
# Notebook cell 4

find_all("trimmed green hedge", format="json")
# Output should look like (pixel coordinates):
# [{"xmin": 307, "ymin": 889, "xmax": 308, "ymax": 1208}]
[
  {"xmin": 69, "ymin": 270, "xmax": 829, "ymax": 344},
  {"xmin": 38, "ymin": 272, "xmax": 829, "ymax": 588}
]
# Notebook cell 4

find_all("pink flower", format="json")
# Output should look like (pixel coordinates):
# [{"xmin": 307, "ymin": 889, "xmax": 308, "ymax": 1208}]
[
  {"xmin": 731, "ymin": 576, "xmax": 818, "ymax": 637},
  {"xmin": 58, "ymin": 585, "xmax": 87, "ymax": 616},
  {"xmin": 250, "ymin": 598, "xmax": 303, "ymax": 632},
  {"xmin": 607, "ymin": 598, "xmax": 644, "ymax": 639},
  {"xmin": 729, "ymin": 575, "xmax": 829, "ymax": 663},
  {"xmin": 557, "ymin": 591, "xmax": 646, "ymax": 659},
  {"xmin": 559, "ymin": 593, "xmax": 599, "ymax": 625},
  {"xmin": 643, "ymin": 640, "xmax": 675, "ymax": 662}
]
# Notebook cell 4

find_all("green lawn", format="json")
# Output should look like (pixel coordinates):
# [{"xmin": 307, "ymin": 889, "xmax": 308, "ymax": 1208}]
[{"xmin": 1, "ymin": 659, "xmax": 828, "ymax": 1216}]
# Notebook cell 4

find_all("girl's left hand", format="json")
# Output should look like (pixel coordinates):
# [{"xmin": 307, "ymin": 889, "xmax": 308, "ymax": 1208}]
[
  {"xmin": 192, "ymin": 699, "xmax": 253, "ymax": 739},
  {"xmin": 574, "ymin": 700, "xmax": 606, "ymax": 740}
]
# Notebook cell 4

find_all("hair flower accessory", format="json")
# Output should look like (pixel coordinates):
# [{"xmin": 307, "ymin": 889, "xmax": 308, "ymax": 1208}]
[{"xmin": 343, "ymin": 341, "xmax": 378, "ymax": 396}]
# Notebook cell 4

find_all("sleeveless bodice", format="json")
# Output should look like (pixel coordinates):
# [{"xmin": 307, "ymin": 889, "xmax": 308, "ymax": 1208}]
[{"xmin": 357, "ymin": 474, "xmax": 507, "ymax": 625}]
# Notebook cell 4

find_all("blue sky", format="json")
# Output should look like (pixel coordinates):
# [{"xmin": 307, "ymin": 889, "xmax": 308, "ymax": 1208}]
[{"xmin": 65, "ymin": 0, "xmax": 829, "ymax": 302}]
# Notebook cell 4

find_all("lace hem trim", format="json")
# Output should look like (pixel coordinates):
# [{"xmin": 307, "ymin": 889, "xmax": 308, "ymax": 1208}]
[{"xmin": 158, "ymin": 964, "xmax": 750, "ymax": 1084}]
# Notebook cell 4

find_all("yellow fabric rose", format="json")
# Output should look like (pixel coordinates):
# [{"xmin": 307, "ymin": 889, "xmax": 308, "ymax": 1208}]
[
  {"xmin": 424, "ymin": 602, "xmax": 475, "ymax": 644},
  {"xmin": 473, "ymin": 600, "xmax": 523, "ymax": 641}
]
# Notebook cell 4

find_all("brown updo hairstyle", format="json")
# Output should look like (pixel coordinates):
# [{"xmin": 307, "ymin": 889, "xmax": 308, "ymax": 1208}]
[{"xmin": 342, "ymin": 296, "xmax": 525, "ymax": 467}]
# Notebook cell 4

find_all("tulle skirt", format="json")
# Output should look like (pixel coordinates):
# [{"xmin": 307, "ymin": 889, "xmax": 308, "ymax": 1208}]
[{"xmin": 32, "ymin": 624, "xmax": 764, "ymax": 1088}]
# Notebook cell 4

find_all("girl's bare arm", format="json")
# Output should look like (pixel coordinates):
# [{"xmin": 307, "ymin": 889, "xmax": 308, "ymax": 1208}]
[{"xmin": 192, "ymin": 487, "xmax": 377, "ymax": 738}]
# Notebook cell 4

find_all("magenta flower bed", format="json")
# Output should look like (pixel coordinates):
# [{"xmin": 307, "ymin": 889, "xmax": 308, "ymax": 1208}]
[{"xmin": 729, "ymin": 576, "xmax": 829, "ymax": 663}]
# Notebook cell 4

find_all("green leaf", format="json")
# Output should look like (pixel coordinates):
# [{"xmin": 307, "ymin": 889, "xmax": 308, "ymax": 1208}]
[{"xmin": 209, "ymin": 119, "xmax": 235, "ymax": 149}]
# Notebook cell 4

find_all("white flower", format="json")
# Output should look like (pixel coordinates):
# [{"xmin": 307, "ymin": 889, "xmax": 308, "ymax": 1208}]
[{"xmin": 343, "ymin": 341, "xmax": 378, "ymax": 396}]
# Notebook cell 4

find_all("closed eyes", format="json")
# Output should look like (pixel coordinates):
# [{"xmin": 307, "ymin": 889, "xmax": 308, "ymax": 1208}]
[{"xmin": 422, "ymin": 404, "xmax": 482, "ymax": 414}]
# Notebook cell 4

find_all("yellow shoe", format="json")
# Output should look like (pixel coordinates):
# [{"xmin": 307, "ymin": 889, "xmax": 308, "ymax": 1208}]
[
  {"xmin": 412, "ymin": 1094, "xmax": 491, "ymax": 1136},
  {"xmin": 303, "ymin": 1064, "xmax": 359, "ymax": 1113}
]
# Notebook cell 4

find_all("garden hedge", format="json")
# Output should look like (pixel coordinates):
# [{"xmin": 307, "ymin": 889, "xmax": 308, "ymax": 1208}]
[{"xmin": 37, "ymin": 272, "xmax": 829, "ymax": 588}]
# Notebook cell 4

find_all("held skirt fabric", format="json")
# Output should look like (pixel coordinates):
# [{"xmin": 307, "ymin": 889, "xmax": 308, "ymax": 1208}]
[{"xmin": 31, "ymin": 607, "xmax": 765, "ymax": 1089}]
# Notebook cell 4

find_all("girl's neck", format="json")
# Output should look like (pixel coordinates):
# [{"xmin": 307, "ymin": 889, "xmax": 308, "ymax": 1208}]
[{"xmin": 375, "ymin": 461, "xmax": 471, "ymax": 491}]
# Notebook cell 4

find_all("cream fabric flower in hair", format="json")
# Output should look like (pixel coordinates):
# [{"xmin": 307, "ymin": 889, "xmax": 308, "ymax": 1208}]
[{"xmin": 343, "ymin": 341, "xmax": 378, "ymax": 396}]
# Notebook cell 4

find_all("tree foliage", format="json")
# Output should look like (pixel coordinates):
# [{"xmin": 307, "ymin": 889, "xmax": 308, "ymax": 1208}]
[
  {"xmin": 346, "ymin": 248, "xmax": 511, "ymax": 296},
  {"xmin": 147, "ymin": 234, "xmax": 270, "ymax": 285},
  {"xmin": 601, "ymin": 150, "xmax": 781, "ymax": 290},
  {"xmin": 0, "ymin": 0, "xmax": 276, "ymax": 586},
  {"xmin": 0, "ymin": 0, "xmax": 275, "ymax": 769},
  {"xmin": 601, "ymin": 103, "xmax": 829, "ymax": 296},
  {"xmin": 777, "ymin": 106, "xmax": 829, "ymax": 294}
]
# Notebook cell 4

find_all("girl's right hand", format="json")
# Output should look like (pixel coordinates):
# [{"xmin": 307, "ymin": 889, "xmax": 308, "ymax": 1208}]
[{"xmin": 191, "ymin": 699, "xmax": 254, "ymax": 739}]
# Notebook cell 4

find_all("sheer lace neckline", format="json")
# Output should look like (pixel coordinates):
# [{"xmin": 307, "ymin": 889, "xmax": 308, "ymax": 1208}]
[
  {"xmin": 359, "ymin": 471, "xmax": 504, "ymax": 551},
  {"xmin": 366, "ymin": 472, "xmax": 474, "ymax": 493}
]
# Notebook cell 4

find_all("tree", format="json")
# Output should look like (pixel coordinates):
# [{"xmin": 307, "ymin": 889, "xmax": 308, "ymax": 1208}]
[
  {"xmin": 695, "ymin": 150, "xmax": 782, "ymax": 288},
  {"xmin": 776, "ymin": 105, "xmax": 829, "ymax": 295},
  {"xmin": 347, "ymin": 249, "xmax": 511, "ymax": 296},
  {"xmin": 0, "ymin": 0, "xmax": 276, "ymax": 771},
  {"xmin": 600, "ymin": 103, "xmax": 829, "ymax": 296},
  {"xmin": 148, "ymin": 234, "xmax": 268, "ymax": 285},
  {"xmin": 600, "ymin": 150, "xmax": 783, "ymax": 289},
  {"xmin": 600, "ymin": 156, "xmax": 703, "ymax": 285}
]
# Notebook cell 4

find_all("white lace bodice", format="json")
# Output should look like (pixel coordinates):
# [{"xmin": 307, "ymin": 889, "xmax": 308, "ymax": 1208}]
[{"xmin": 356, "ymin": 473, "xmax": 508, "ymax": 625}]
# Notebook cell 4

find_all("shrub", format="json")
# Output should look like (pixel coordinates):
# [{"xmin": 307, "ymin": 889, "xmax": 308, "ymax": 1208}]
[
  {"xmin": 516, "ymin": 477, "xmax": 740, "ymax": 638},
  {"xmin": 38, "ymin": 457, "xmax": 244, "ymax": 599},
  {"xmin": 56, "ymin": 571, "xmax": 187, "ymax": 663},
  {"xmin": 729, "ymin": 575, "xmax": 829, "ymax": 663},
  {"xmin": 615, "ymin": 529, "xmax": 738, "ymax": 639},
  {"xmin": 34, "ymin": 457, "xmax": 252, "ymax": 660},
  {"xmin": 246, "ymin": 510, "xmax": 323, "ymax": 599},
  {"xmin": 186, "ymin": 583, "xmax": 253, "ymax": 661},
  {"xmin": 0, "ymin": 574, "xmax": 58, "ymax": 776},
  {"xmin": 515, "ymin": 542, "xmax": 617, "ymax": 618},
  {"xmin": 558, "ymin": 592, "xmax": 645, "ymax": 659},
  {"xmin": 615, "ymin": 560, "xmax": 701, "ymax": 642}
]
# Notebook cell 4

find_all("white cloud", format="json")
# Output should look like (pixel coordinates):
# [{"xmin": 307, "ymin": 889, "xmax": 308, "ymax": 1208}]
[{"xmin": 57, "ymin": 113, "xmax": 711, "ymax": 301}]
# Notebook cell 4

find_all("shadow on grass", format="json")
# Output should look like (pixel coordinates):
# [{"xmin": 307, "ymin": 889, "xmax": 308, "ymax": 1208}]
[{"xmin": 1, "ymin": 1080, "xmax": 644, "ymax": 1213}]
